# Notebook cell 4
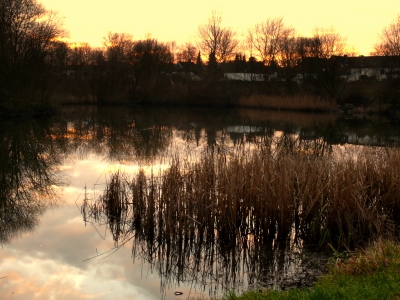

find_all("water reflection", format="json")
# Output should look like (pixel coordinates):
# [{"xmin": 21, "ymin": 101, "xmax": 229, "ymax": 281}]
[
  {"xmin": 58, "ymin": 106, "xmax": 400, "ymax": 164},
  {"xmin": 59, "ymin": 106, "xmax": 173, "ymax": 162},
  {"xmin": 81, "ymin": 170, "xmax": 327, "ymax": 298},
  {"xmin": 0, "ymin": 118, "xmax": 64, "ymax": 244},
  {"xmin": 1, "ymin": 105, "xmax": 399, "ymax": 299},
  {"xmin": 80, "ymin": 136, "xmax": 337, "ymax": 298},
  {"xmin": 74, "ymin": 106, "xmax": 399, "ymax": 298}
]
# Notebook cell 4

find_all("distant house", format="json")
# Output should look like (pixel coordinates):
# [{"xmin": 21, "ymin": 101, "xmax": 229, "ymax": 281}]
[
  {"xmin": 174, "ymin": 61, "xmax": 196, "ymax": 72},
  {"xmin": 222, "ymin": 56, "xmax": 400, "ymax": 83},
  {"xmin": 333, "ymin": 55, "xmax": 400, "ymax": 81},
  {"xmin": 223, "ymin": 73, "xmax": 265, "ymax": 81},
  {"xmin": 173, "ymin": 61, "xmax": 200, "ymax": 80}
]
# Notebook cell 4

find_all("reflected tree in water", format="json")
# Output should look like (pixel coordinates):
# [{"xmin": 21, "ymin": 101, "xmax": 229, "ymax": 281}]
[
  {"xmin": 58, "ymin": 106, "xmax": 173, "ymax": 163},
  {"xmin": 79, "ymin": 112, "xmax": 400, "ymax": 297},
  {"xmin": 0, "ymin": 118, "xmax": 64, "ymax": 244}
]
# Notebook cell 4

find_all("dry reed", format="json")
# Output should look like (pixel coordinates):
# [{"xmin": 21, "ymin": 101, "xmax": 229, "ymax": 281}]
[
  {"xmin": 238, "ymin": 94, "xmax": 337, "ymax": 112},
  {"xmin": 84, "ymin": 136, "xmax": 400, "ymax": 250},
  {"xmin": 82, "ymin": 136, "xmax": 400, "ymax": 293}
]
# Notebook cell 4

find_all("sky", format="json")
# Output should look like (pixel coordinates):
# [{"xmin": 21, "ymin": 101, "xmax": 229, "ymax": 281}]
[
  {"xmin": 0, "ymin": 155, "xmax": 193, "ymax": 300},
  {"xmin": 38, "ymin": 0, "xmax": 400, "ymax": 56}
]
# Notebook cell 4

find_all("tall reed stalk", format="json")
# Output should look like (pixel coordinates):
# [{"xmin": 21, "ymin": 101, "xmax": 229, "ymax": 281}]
[
  {"xmin": 82, "ymin": 136, "xmax": 400, "ymax": 294},
  {"xmin": 84, "ymin": 136, "xmax": 400, "ymax": 250}
]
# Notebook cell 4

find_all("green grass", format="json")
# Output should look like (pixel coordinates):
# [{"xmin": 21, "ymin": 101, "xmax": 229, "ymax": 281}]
[{"xmin": 212, "ymin": 239, "xmax": 400, "ymax": 300}]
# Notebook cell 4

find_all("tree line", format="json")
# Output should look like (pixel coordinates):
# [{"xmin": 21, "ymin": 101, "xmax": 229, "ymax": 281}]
[{"xmin": 1, "ymin": 0, "xmax": 399, "ymax": 110}]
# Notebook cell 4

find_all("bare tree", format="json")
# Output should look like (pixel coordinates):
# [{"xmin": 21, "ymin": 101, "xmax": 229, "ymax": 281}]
[
  {"xmin": 0, "ymin": 0, "xmax": 64, "ymax": 66},
  {"xmin": 311, "ymin": 27, "xmax": 347, "ymax": 58},
  {"xmin": 103, "ymin": 32, "xmax": 134, "ymax": 64},
  {"xmin": 294, "ymin": 28, "xmax": 347, "ymax": 98},
  {"xmin": 128, "ymin": 38, "xmax": 173, "ymax": 88},
  {"xmin": 197, "ymin": 11, "xmax": 238, "ymax": 62},
  {"xmin": 281, "ymin": 33, "xmax": 297, "ymax": 62},
  {"xmin": 0, "ymin": 0, "xmax": 66, "ymax": 101},
  {"xmin": 313, "ymin": 28, "xmax": 347, "ymax": 98},
  {"xmin": 69, "ymin": 43, "xmax": 97, "ymax": 66},
  {"xmin": 374, "ymin": 14, "xmax": 400, "ymax": 56},
  {"xmin": 278, "ymin": 28, "xmax": 299, "ymax": 86},
  {"xmin": 99, "ymin": 33, "xmax": 135, "ymax": 97},
  {"xmin": 175, "ymin": 43, "xmax": 197, "ymax": 62},
  {"xmin": 247, "ymin": 17, "xmax": 290, "ymax": 67},
  {"xmin": 46, "ymin": 41, "xmax": 69, "ymax": 67},
  {"xmin": 129, "ymin": 38, "xmax": 173, "ymax": 73}
]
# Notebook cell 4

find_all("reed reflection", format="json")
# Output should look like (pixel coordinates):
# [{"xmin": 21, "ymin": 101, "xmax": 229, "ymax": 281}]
[
  {"xmin": 0, "ymin": 118, "xmax": 64, "ymax": 244},
  {"xmin": 81, "ymin": 136, "xmax": 352, "ymax": 296}
]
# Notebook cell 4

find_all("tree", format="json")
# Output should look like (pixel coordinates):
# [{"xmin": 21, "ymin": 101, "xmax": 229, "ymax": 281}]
[
  {"xmin": 100, "ymin": 33, "xmax": 135, "ymax": 95},
  {"xmin": 311, "ymin": 27, "xmax": 346, "ymax": 58},
  {"xmin": 197, "ymin": 11, "xmax": 239, "ymax": 62},
  {"xmin": 208, "ymin": 51, "xmax": 217, "ymax": 68},
  {"xmin": 175, "ymin": 43, "xmax": 197, "ymax": 63},
  {"xmin": 278, "ymin": 29, "xmax": 299, "ymax": 90},
  {"xmin": 69, "ymin": 43, "xmax": 97, "ymax": 66},
  {"xmin": 297, "ymin": 28, "xmax": 347, "ymax": 98},
  {"xmin": 129, "ymin": 38, "xmax": 173, "ymax": 78},
  {"xmin": 196, "ymin": 51, "xmax": 204, "ymax": 74},
  {"xmin": 205, "ymin": 51, "xmax": 222, "ymax": 80},
  {"xmin": 103, "ymin": 32, "xmax": 134, "ymax": 65},
  {"xmin": 46, "ymin": 41, "xmax": 69, "ymax": 67},
  {"xmin": 0, "ymin": 0, "xmax": 65, "ymax": 100},
  {"xmin": 125, "ymin": 38, "xmax": 173, "ymax": 98},
  {"xmin": 247, "ymin": 17, "xmax": 290, "ymax": 67},
  {"xmin": 374, "ymin": 14, "xmax": 400, "ymax": 56},
  {"xmin": 234, "ymin": 54, "xmax": 241, "ymax": 72}
]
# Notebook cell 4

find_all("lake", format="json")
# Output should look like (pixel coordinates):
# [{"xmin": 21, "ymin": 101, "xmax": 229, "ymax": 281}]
[{"xmin": 0, "ymin": 105, "xmax": 399, "ymax": 299}]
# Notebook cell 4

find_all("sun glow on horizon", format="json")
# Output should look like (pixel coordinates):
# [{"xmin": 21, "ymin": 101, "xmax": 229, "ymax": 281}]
[{"xmin": 40, "ymin": 0, "xmax": 400, "ymax": 56}]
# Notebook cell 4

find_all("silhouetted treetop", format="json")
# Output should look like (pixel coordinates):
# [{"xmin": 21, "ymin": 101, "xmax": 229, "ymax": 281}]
[
  {"xmin": 0, "ymin": 0, "xmax": 65, "ymax": 98},
  {"xmin": 197, "ymin": 11, "xmax": 239, "ymax": 62},
  {"xmin": 374, "ymin": 14, "xmax": 400, "ymax": 56}
]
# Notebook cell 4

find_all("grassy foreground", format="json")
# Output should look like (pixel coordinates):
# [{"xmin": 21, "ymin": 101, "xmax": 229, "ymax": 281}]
[{"xmin": 213, "ymin": 239, "xmax": 400, "ymax": 300}]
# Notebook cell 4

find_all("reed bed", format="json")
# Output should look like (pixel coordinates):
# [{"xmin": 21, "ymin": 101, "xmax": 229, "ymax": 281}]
[
  {"xmin": 82, "ymin": 136, "xmax": 400, "ymax": 292},
  {"xmin": 84, "ymin": 137, "xmax": 400, "ymax": 249},
  {"xmin": 238, "ymin": 94, "xmax": 337, "ymax": 112}
]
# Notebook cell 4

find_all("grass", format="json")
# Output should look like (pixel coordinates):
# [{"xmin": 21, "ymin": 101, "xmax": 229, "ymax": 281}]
[{"xmin": 212, "ymin": 239, "xmax": 400, "ymax": 300}]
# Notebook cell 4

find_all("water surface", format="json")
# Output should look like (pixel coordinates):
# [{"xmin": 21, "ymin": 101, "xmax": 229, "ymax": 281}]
[{"xmin": 0, "ymin": 106, "xmax": 398, "ymax": 299}]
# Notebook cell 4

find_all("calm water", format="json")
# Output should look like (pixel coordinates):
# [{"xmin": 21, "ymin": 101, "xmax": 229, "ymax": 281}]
[{"xmin": 0, "ymin": 105, "xmax": 398, "ymax": 299}]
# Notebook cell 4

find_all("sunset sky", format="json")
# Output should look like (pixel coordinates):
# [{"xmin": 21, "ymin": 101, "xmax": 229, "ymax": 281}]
[{"xmin": 41, "ymin": 0, "xmax": 399, "ymax": 55}]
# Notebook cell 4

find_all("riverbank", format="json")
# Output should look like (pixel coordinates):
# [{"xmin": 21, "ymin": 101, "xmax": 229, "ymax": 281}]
[
  {"xmin": 2, "ymin": 76, "xmax": 400, "ymax": 119},
  {"xmin": 213, "ymin": 239, "xmax": 400, "ymax": 300},
  {"xmin": 70, "ymin": 76, "xmax": 400, "ymax": 111}
]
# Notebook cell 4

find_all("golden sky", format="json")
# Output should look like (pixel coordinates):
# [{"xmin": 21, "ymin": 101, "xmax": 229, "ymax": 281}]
[{"xmin": 41, "ymin": 0, "xmax": 399, "ymax": 55}]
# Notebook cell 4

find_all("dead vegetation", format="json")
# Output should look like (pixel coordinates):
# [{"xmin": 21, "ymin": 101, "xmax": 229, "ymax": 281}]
[
  {"xmin": 238, "ymin": 94, "xmax": 338, "ymax": 112},
  {"xmin": 81, "ymin": 135, "xmax": 400, "ymax": 293},
  {"xmin": 83, "ymin": 135, "xmax": 400, "ymax": 250}
]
